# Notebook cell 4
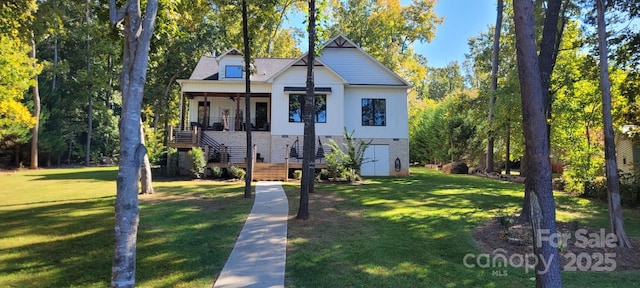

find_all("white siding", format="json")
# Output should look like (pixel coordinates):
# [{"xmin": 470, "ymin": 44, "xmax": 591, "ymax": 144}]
[
  {"xmin": 616, "ymin": 136, "xmax": 635, "ymax": 175},
  {"xmin": 343, "ymin": 87, "xmax": 408, "ymax": 139},
  {"xmin": 318, "ymin": 48, "xmax": 405, "ymax": 86},
  {"xmin": 271, "ymin": 66, "xmax": 345, "ymax": 136}
]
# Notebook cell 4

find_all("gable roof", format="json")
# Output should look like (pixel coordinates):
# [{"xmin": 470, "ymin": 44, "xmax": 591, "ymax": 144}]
[
  {"xmin": 216, "ymin": 48, "xmax": 243, "ymax": 60},
  {"xmin": 265, "ymin": 55, "xmax": 349, "ymax": 84},
  {"xmin": 318, "ymin": 35, "xmax": 410, "ymax": 87},
  {"xmin": 188, "ymin": 56, "xmax": 295, "ymax": 81},
  {"xmin": 187, "ymin": 35, "xmax": 410, "ymax": 87}
]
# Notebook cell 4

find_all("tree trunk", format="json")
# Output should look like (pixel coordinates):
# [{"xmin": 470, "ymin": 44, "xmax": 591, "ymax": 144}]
[
  {"xmin": 242, "ymin": 0, "xmax": 253, "ymax": 198},
  {"xmin": 52, "ymin": 35, "xmax": 58, "ymax": 93},
  {"xmin": 140, "ymin": 121, "xmax": 154, "ymax": 195},
  {"xmin": 519, "ymin": 0, "xmax": 564, "ymax": 224},
  {"xmin": 161, "ymin": 70, "xmax": 181, "ymax": 147},
  {"xmin": 596, "ymin": 0, "xmax": 632, "ymax": 248},
  {"xmin": 109, "ymin": 1, "xmax": 158, "ymax": 287},
  {"xmin": 297, "ymin": 0, "xmax": 317, "ymax": 220},
  {"xmin": 30, "ymin": 32, "xmax": 40, "ymax": 169},
  {"xmin": 86, "ymin": 93, "xmax": 93, "ymax": 166},
  {"xmin": 513, "ymin": 1, "xmax": 562, "ymax": 286},
  {"xmin": 505, "ymin": 119, "xmax": 511, "ymax": 175},
  {"xmin": 85, "ymin": 0, "xmax": 92, "ymax": 167},
  {"xmin": 486, "ymin": 0, "xmax": 502, "ymax": 173}
]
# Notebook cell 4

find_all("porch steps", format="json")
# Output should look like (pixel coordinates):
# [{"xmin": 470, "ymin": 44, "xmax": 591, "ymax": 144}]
[{"xmin": 252, "ymin": 163, "xmax": 287, "ymax": 181}]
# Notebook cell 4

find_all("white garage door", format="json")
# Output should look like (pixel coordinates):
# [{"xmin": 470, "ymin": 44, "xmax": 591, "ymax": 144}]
[{"xmin": 361, "ymin": 145, "xmax": 389, "ymax": 176}]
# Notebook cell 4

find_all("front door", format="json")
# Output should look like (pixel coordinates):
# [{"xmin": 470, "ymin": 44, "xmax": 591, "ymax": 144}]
[
  {"xmin": 255, "ymin": 102, "xmax": 268, "ymax": 130},
  {"xmin": 198, "ymin": 101, "xmax": 210, "ymax": 128}
]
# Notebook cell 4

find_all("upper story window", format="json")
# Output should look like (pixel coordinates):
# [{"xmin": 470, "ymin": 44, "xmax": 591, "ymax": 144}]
[
  {"xmin": 362, "ymin": 98, "xmax": 386, "ymax": 126},
  {"xmin": 225, "ymin": 65, "xmax": 243, "ymax": 78},
  {"xmin": 289, "ymin": 94, "xmax": 327, "ymax": 123}
]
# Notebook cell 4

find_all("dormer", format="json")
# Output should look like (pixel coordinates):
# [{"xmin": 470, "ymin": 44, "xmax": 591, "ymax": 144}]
[{"xmin": 216, "ymin": 48, "xmax": 245, "ymax": 80}]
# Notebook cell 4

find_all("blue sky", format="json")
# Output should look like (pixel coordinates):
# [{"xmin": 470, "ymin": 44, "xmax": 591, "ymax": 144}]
[{"xmin": 416, "ymin": 0, "xmax": 497, "ymax": 67}]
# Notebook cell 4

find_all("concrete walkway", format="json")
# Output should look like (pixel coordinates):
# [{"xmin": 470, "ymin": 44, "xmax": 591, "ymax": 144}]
[{"xmin": 213, "ymin": 181, "xmax": 289, "ymax": 288}]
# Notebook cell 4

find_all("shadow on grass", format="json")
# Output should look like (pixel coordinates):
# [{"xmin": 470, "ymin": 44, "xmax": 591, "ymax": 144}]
[
  {"xmin": 0, "ymin": 182, "xmax": 252, "ymax": 288},
  {"xmin": 285, "ymin": 168, "xmax": 640, "ymax": 287}
]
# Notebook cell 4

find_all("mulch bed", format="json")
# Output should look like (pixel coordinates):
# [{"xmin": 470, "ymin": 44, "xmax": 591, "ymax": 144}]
[{"xmin": 474, "ymin": 216, "xmax": 640, "ymax": 271}]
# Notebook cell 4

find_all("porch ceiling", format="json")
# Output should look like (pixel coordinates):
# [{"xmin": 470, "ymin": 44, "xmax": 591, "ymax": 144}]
[{"xmin": 185, "ymin": 92, "xmax": 271, "ymax": 99}]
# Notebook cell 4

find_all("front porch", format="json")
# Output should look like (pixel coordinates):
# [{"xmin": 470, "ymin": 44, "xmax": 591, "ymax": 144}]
[{"xmin": 180, "ymin": 92, "xmax": 272, "ymax": 133}]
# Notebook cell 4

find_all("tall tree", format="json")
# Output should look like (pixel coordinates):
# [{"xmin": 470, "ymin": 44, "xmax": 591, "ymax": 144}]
[
  {"xmin": 486, "ymin": 0, "xmax": 503, "ymax": 173},
  {"xmin": 140, "ymin": 121, "xmax": 154, "ymax": 195},
  {"xmin": 519, "ymin": 0, "xmax": 566, "ymax": 223},
  {"xmin": 30, "ymin": 31, "xmax": 41, "ymax": 169},
  {"xmin": 326, "ymin": 0, "xmax": 440, "ymax": 94},
  {"xmin": 85, "ymin": 0, "xmax": 92, "ymax": 166},
  {"xmin": 297, "ymin": 0, "xmax": 317, "ymax": 220},
  {"xmin": 596, "ymin": 0, "xmax": 632, "ymax": 248},
  {"xmin": 0, "ymin": 37, "xmax": 38, "ymax": 144},
  {"xmin": 242, "ymin": 0, "xmax": 253, "ymax": 198},
  {"xmin": 0, "ymin": 1, "xmax": 38, "ymax": 167},
  {"xmin": 425, "ymin": 62, "xmax": 465, "ymax": 100},
  {"xmin": 109, "ymin": 0, "xmax": 158, "ymax": 287},
  {"xmin": 513, "ymin": 0, "xmax": 562, "ymax": 286}
]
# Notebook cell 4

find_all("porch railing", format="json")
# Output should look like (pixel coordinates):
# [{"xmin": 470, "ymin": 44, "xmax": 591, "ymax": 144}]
[
  {"xmin": 168, "ymin": 126, "xmax": 200, "ymax": 145},
  {"xmin": 194, "ymin": 117, "xmax": 270, "ymax": 132}
]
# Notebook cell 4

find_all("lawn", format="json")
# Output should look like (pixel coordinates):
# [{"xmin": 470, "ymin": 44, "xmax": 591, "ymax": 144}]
[
  {"xmin": 0, "ymin": 166, "xmax": 252, "ymax": 288},
  {"xmin": 3, "ymin": 166, "xmax": 640, "ymax": 287},
  {"xmin": 284, "ymin": 167, "xmax": 640, "ymax": 288}
]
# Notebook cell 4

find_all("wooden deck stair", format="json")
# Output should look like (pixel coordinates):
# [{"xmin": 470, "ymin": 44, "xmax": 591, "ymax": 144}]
[{"xmin": 252, "ymin": 163, "xmax": 287, "ymax": 181}]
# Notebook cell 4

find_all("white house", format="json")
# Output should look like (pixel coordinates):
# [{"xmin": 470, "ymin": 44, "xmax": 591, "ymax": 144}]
[
  {"xmin": 172, "ymin": 35, "xmax": 410, "ymax": 179},
  {"xmin": 616, "ymin": 125, "xmax": 640, "ymax": 176}
]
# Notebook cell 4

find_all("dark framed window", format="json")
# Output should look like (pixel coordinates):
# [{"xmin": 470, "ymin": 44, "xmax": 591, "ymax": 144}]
[
  {"xmin": 362, "ymin": 98, "xmax": 386, "ymax": 126},
  {"xmin": 289, "ymin": 94, "xmax": 327, "ymax": 123},
  {"xmin": 225, "ymin": 65, "xmax": 243, "ymax": 78}
]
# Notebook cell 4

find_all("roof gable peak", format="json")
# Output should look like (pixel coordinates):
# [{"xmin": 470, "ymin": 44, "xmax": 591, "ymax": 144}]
[
  {"xmin": 323, "ymin": 35, "xmax": 360, "ymax": 49},
  {"xmin": 216, "ymin": 48, "xmax": 243, "ymax": 61}
]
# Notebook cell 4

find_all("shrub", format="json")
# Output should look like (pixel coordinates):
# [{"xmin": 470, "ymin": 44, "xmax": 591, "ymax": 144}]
[
  {"xmin": 188, "ymin": 148, "xmax": 206, "ymax": 179},
  {"xmin": 582, "ymin": 177, "xmax": 608, "ymax": 200},
  {"xmin": 578, "ymin": 173, "xmax": 640, "ymax": 207},
  {"xmin": 318, "ymin": 169, "xmax": 330, "ymax": 181},
  {"xmin": 618, "ymin": 171, "xmax": 640, "ymax": 206},
  {"xmin": 227, "ymin": 165, "xmax": 246, "ymax": 180},
  {"xmin": 165, "ymin": 148, "xmax": 178, "ymax": 177},
  {"xmin": 326, "ymin": 127, "xmax": 372, "ymax": 182},
  {"xmin": 293, "ymin": 170, "xmax": 302, "ymax": 180},
  {"xmin": 346, "ymin": 170, "xmax": 361, "ymax": 183},
  {"xmin": 211, "ymin": 166, "xmax": 223, "ymax": 179},
  {"xmin": 325, "ymin": 148, "xmax": 342, "ymax": 180}
]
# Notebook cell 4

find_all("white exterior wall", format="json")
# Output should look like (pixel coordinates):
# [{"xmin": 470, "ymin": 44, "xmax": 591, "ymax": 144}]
[
  {"xmin": 270, "ymin": 66, "xmax": 345, "ymax": 137},
  {"xmin": 218, "ymin": 54, "xmax": 245, "ymax": 80},
  {"xmin": 616, "ymin": 136, "xmax": 635, "ymax": 175},
  {"xmin": 343, "ymin": 86, "xmax": 409, "ymax": 139}
]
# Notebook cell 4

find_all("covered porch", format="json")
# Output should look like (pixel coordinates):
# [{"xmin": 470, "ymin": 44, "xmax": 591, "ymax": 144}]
[{"xmin": 178, "ymin": 92, "xmax": 272, "ymax": 132}]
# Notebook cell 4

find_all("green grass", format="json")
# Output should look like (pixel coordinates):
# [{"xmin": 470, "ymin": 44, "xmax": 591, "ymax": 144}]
[
  {"xmin": 0, "ymin": 167, "xmax": 252, "ymax": 288},
  {"xmin": 284, "ymin": 167, "xmax": 640, "ymax": 287},
  {"xmin": 4, "ymin": 166, "xmax": 640, "ymax": 287}
]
